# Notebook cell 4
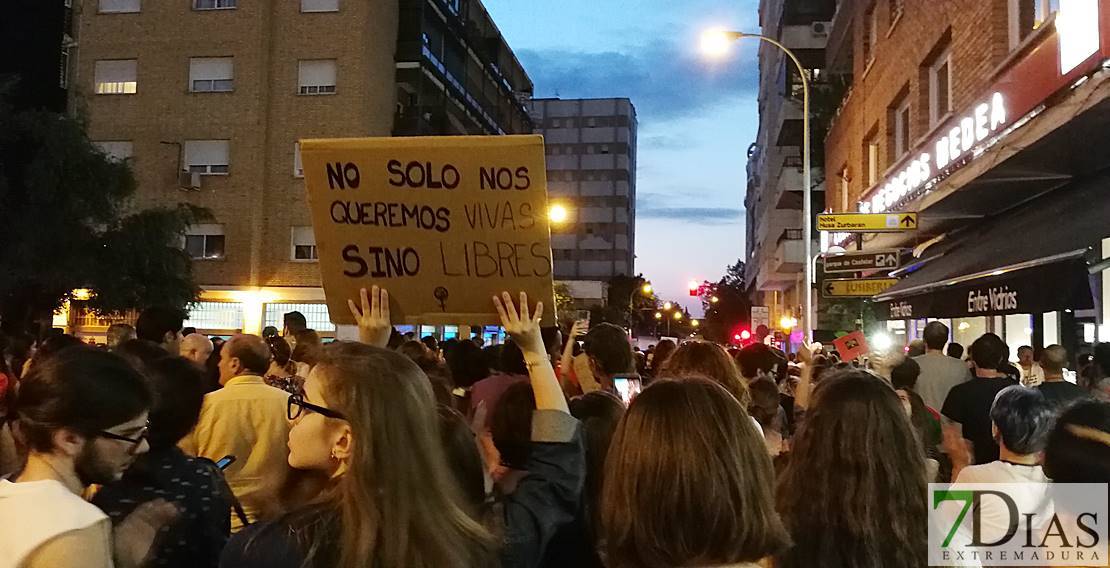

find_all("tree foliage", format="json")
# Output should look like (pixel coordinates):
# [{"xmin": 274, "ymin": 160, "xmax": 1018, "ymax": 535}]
[
  {"xmin": 699, "ymin": 259, "xmax": 753, "ymax": 343},
  {"xmin": 0, "ymin": 102, "xmax": 207, "ymax": 333}
]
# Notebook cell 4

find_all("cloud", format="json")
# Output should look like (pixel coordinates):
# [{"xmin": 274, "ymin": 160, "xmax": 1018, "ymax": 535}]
[
  {"xmin": 518, "ymin": 38, "xmax": 758, "ymax": 121},
  {"xmin": 638, "ymin": 207, "xmax": 743, "ymax": 222}
]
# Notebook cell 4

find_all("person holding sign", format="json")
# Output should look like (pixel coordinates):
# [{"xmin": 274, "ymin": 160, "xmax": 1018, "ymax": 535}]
[{"xmin": 221, "ymin": 289, "xmax": 584, "ymax": 568}]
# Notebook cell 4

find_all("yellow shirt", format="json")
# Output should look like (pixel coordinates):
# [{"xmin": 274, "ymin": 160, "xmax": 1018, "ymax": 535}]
[{"xmin": 180, "ymin": 375, "xmax": 292, "ymax": 531}]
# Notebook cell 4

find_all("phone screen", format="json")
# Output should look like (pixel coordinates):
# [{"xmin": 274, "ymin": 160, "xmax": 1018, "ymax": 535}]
[
  {"xmin": 215, "ymin": 455, "xmax": 236, "ymax": 470},
  {"xmin": 612, "ymin": 377, "xmax": 642, "ymax": 404}
]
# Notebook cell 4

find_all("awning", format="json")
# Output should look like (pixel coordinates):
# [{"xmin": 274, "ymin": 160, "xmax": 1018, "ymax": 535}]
[{"xmin": 871, "ymin": 172, "xmax": 1110, "ymax": 320}]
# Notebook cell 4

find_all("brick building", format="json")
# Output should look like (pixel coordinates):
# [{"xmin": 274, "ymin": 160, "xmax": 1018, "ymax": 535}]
[
  {"xmin": 68, "ymin": 0, "xmax": 533, "ymax": 340},
  {"xmin": 824, "ymin": 0, "xmax": 1110, "ymax": 359}
]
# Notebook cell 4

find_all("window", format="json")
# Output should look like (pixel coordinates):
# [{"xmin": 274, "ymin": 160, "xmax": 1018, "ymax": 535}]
[
  {"xmin": 291, "ymin": 226, "xmax": 318, "ymax": 261},
  {"xmin": 263, "ymin": 303, "xmax": 335, "ymax": 332},
  {"xmin": 891, "ymin": 94, "xmax": 911, "ymax": 160},
  {"xmin": 1010, "ymin": 0, "xmax": 1060, "ymax": 48},
  {"xmin": 183, "ymin": 224, "xmax": 225, "ymax": 260},
  {"xmin": 94, "ymin": 141, "xmax": 133, "ymax": 162},
  {"xmin": 184, "ymin": 140, "xmax": 230, "ymax": 175},
  {"xmin": 294, "ymin": 142, "xmax": 304, "ymax": 177},
  {"xmin": 587, "ymin": 117, "xmax": 596, "ymax": 127},
  {"xmin": 863, "ymin": 3, "xmax": 878, "ymax": 68},
  {"xmin": 301, "ymin": 0, "xmax": 338, "ymax": 12},
  {"xmin": 189, "ymin": 57, "xmax": 234, "ymax": 92},
  {"xmin": 865, "ymin": 129, "xmax": 880, "ymax": 187},
  {"xmin": 99, "ymin": 0, "xmax": 140, "ymax": 12},
  {"xmin": 298, "ymin": 60, "xmax": 337, "ymax": 94},
  {"xmin": 194, "ymin": 0, "xmax": 236, "ymax": 9},
  {"xmin": 929, "ymin": 49, "xmax": 952, "ymax": 126},
  {"xmin": 184, "ymin": 301, "xmax": 243, "ymax": 330},
  {"xmin": 94, "ymin": 59, "xmax": 137, "ymax": 94},
  {"xmin": 600, "ymin": 144, "xmax": 610, "ymax": 154}
]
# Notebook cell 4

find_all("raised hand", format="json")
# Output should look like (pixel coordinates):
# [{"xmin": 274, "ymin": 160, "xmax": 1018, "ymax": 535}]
[
  {"xmin": 348, "ymin": 286, "xmax": 392, "ymax": 348},
  {"xmin": 492, "ymin": 291, "xmax": 544, "ymax": 355}
]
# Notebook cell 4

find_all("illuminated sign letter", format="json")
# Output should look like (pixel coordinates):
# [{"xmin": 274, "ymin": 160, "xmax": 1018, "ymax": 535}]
[{"xmin": 990, "ymin": 92, "xmax": 1007, "ymax": 130}]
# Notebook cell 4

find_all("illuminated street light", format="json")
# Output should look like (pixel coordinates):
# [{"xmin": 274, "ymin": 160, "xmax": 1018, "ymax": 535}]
[
  {"xmin": 548, "ymin": 204, "xmax": 569, "ymax": 223},
  {"xmin": 673, "ymin": 311, "xmax": 683, "ymax": 321},
  {"xmin": 642, "ymin": 283, "xmax": 653, "ymax": 295},
  {"xmin": 780, "ymin": 315, "xmax": 798, "ymax": 331},
  {"xmin": 655, "ymin": 312, "xmax": 663, "ymax": 319},
  {"xmin": 663, "ymin": 302, "xmax": 673, "ymax": 311},
  {"xmin": 701, "ymin": 27, "xmax": 814, "ymax": 343},
  {"xmin": 691, "ymin": 319, "xmax": 700, "ymax": 327},
  {"xmin": 710, "ymin": 296, "xmax": 720, "ymax": 304}
]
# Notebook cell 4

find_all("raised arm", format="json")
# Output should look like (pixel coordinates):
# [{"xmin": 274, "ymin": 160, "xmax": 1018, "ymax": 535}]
[{"xmin": 493, "ymin": 292, "xmax": 568, "ymax": 414}]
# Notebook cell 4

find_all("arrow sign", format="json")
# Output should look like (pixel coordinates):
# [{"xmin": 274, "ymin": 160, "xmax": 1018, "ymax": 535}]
[
  {"xmin": 822, "ymin": 249, "xmax": 903, "ymax": 274},
  {"xmin": 822, "ymin": 278, "xmax": 899, "ymax": 298},
  {"xmin": 817, "ymin": 212, "xmax": 919, "ymax": 233}
]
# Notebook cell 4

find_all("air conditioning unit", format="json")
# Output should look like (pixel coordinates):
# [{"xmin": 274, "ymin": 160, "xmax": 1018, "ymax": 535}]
[
  {"xmin": 811, "ymin": 21, "xmax": 830, "ymax": 37},
  {"xmin": 178, "ymin": 171, "xmax": 201, "ymax": 190}
]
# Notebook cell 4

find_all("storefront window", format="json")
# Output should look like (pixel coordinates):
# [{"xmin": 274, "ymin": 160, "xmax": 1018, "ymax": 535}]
[
  {"xmin": 443, "ymin": 325, "xmax": 458, "ymax": 340},
  {"xmin": 953, "ymin": 317, "xmax": 987, "ymax": 348},
  {"xmin": 1043, "ymin": 312, "xmax": 1060, "ymax": 346},
  {"xmin": 1004, "ymin": 314, "xmax": 1034, "ymax": 358},
  {"xmin": 420, "ymin": 325, "xmax": 437, "ymax": 339}
]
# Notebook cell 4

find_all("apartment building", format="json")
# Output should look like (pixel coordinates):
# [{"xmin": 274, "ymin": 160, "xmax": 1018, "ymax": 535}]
[
  {"xmin": 745, "ymin": 0, "xmax": 834, "ymax": 340},
  {"xmin": 70, "ymin": 0, "xmax": 534, "ymax": 339},
  {"xmin": 824, "ymin": 0, "xmax": 1110, "ymax": 359},
  {"xmin": 531, "ymin": 98, "xmax": 638, "ymax": 296}
]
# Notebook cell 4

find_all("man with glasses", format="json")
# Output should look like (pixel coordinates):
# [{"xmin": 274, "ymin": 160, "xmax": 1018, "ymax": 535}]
[
  {"xmin": 180, "ymin": 334, "xmax": 290, "ymax": 531},
  {"xmin": 0, "ymin": 348, "xmax": 176, "ymax": 568}
]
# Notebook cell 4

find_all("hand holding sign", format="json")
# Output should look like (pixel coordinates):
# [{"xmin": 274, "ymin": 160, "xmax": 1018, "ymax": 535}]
[{"xmin": 348, "ymin": 286, "xmax": 391, "ymax": 348}]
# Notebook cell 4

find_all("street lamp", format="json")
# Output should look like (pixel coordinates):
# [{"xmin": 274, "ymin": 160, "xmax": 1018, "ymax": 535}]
[
  {"xmin": 780, "ymin": 315, "xmax": 798, "ymax": 331},
  {"xmin": 691, "ymin": 319, "xmax": 700, "ymax": 328},
  {"xmin": 673, "ymin": 311, "xmax": 683, "ymax": 321},
  {"xmin": 548, "ymin": 203, "xmax": 569, "ymax": 224},
  {"xmin": 701, "ymin": 28, "xmax": 814, "ymax": 343},
  {"xmin": 710, "ymin": 296, "xmax": 720, "ymax": 304},
  {"xmin": 655, "ymin": 312, "xmax": 663, "ymax": 320},
  {"xmin": 663, "ymin": 301, "xmax": 673, "ymax": 311},
  {"xmin": 642, "ymin": 283, "xmax": 653, "ymax": 295}
]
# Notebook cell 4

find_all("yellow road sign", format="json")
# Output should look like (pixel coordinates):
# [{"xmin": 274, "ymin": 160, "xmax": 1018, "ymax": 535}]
[
  {"xmin": 817, "ymin": 212, "xmax": 918, "ymax": 232},
  {"xmin": 822, "ymin": 278, "xmax": 899, "ymax": 298}
]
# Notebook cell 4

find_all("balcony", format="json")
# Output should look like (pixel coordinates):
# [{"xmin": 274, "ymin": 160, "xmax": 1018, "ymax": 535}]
[{"xmin": 774, "ymin": 229, "xmax": 805, "ymax": 273}]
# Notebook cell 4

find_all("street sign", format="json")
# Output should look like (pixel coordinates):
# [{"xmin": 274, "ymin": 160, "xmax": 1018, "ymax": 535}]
[
  {"xmin": 822, "ymin": 278, "xmax": 899, "ymax": 298},
  {"xmin": 751, "ymin": 306, "xmax": 770, "ymax": 331},
  {"xmin": 822, "ymin": 249, "xmax": 903, "ymax": 273},
  {"xmin": 817, "ymin": 212, "xmax": 918, "ymax": 232}
]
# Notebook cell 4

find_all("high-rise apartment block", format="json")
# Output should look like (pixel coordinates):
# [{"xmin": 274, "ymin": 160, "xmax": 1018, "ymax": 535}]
[{"xmin": 530, "ymin": 98, "xmax": 637, "ymax": 301}]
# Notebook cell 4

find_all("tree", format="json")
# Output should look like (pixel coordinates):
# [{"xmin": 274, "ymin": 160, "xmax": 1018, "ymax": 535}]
[
  {"xmin": 699, "ymin": 259, "xmax": 753, "ymax": 344},
  {"xmin": 0, "ymin": 102, "xmax": 207, "ymax": 334}
]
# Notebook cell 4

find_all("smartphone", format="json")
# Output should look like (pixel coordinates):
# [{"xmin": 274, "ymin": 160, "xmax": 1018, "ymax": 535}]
[
  {"xmin": 612, "ymin": 377, "xmax": 642, "ymax": 405},
  {"xmin": 215, "ymin": 455, "xmax": 236, "ymax": 470}
]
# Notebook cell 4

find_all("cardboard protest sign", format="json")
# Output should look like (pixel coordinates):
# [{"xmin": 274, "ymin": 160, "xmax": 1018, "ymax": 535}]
[
  {"xmin": 299, "ymin": 135, "xmax": 555, "ymax": 326},
  {"xmin": 832, "ymin": 330, "xmax": 869, "ymax": 362}
]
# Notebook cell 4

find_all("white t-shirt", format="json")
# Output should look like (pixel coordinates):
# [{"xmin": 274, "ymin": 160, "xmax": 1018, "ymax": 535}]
[
  {"xmin": 953, "ymin": 461, "xmax": 1053, "ymax": 546},
  {"xmin": 0, "ymin": 478, "xmax": 110, "ymax": 567},
  {"xmin": 1019, "ymin": 363, "xmax": 1045, "ymax": 387}
]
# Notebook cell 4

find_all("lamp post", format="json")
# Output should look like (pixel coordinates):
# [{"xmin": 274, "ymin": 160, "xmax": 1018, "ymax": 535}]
[{"xmin": 701, "ymin": 28, "xmax": 813, "ymax": 343}]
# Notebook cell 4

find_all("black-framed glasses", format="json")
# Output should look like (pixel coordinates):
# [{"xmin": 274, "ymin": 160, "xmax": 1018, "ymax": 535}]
[
  {"xmin": 288, "ymin": 394, "xmax": 346, "ymax": 421},
  {"xmin": 97, "ymin": 423, "xmax": 149, "ymax": 449}
]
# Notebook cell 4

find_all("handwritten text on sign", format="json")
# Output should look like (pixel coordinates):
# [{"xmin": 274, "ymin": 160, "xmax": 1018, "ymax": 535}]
[{"xmin": 300, "ymin": 136, "xmax": 555, "ymax": 326}]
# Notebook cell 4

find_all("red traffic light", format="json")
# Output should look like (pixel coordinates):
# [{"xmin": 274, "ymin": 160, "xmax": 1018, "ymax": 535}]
[{"xmin": 688, "ymin": 280, "xmax": 700, "ymax": 296}]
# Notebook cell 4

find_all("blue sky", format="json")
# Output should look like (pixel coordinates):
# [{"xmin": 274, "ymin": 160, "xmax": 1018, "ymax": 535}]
[{"xmin": 482, "ymin": 0, "xmax": 762, "ymax": 311}]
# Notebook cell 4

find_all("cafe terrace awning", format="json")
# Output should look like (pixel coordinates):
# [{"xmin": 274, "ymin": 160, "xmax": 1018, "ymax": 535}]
[{"xmin": 872, "ymin": 172, "xmax": 1110, "ymax": 320}]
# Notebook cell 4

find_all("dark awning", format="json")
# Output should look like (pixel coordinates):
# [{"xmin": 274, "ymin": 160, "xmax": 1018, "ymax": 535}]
[{"xmin": 871, "ymin": 172, "xmax": 1110, "ymax": 319}]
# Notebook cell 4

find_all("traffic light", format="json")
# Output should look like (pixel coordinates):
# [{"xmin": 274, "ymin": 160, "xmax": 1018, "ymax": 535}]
[{"xmin": 688, "ymin": 280, "xmax": 700, "ymax": 296}]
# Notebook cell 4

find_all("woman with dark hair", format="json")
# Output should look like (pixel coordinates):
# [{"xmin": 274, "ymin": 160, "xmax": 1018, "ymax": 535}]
[
  {"xmin": 660, "ymin": 340, "xmax": 750, "ymax": 407},
  {"xmin": 264, "ymin": 335, "xmax": 304, "ymax": 395},
  {"xmin": 290, "ymin": 329, "xmax": 322, "ymax": 376},
  {"xmin": 93, "ymin": 357, "xmax": 233, "ymax": 568},
  {"xmin": 648, "ymin": 339, "xmax": 676, "ymax": 379},
  {"xmin": 1044, "ymin": 399, "xmax": 1110, "ymax": 483},
  {"xmin": 777, "ymin": 370, "xmax": 928, "ymax": 568},
  {"xmin": 602, "ymin": 377, "xmax": 789, "ymax": 568}
]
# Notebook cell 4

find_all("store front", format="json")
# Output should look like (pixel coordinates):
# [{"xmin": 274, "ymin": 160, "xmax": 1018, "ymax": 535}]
[{"xmin": 830, "ymin": 2, "xmax": 1110, "ymax": 361}]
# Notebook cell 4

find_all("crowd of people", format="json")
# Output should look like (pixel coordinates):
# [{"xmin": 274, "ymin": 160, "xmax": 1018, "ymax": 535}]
[{"xmin": 0, "ymin": 292, "xmax": 1109, "ymax": 567}]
